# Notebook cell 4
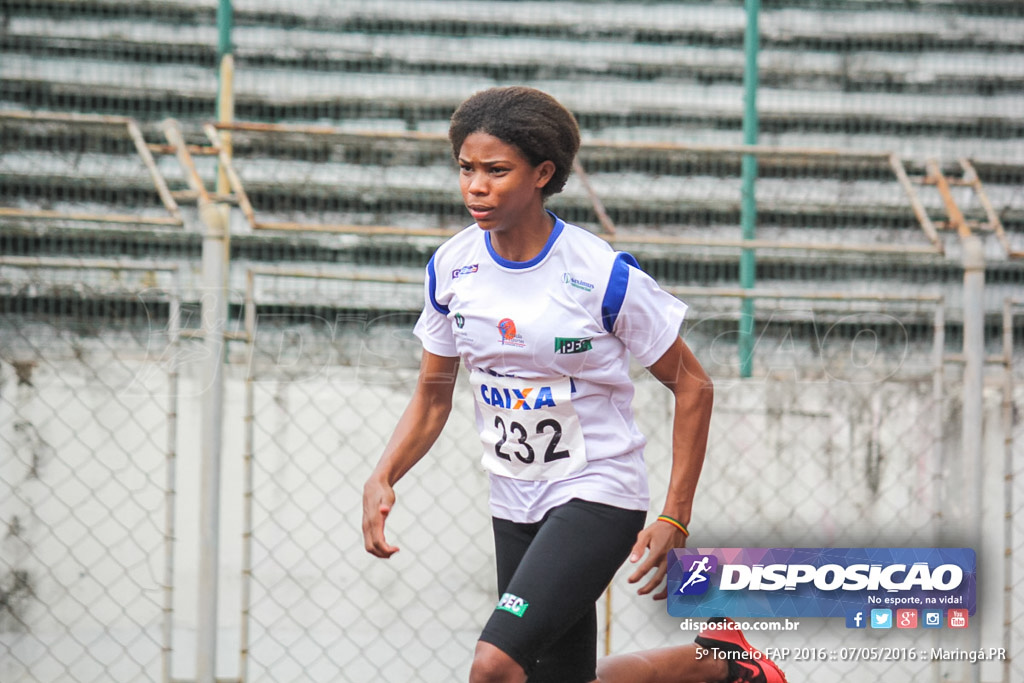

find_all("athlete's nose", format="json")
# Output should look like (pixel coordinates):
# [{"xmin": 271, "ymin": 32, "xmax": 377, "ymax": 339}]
[{"xmin": 467, "ymin": 171, "xmax": 489, "ymax": 195}]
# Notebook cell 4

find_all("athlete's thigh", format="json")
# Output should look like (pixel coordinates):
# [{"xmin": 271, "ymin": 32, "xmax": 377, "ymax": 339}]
[
  {"xmin": 492, "ymin": 516, "xmax": 539, "ymax": 597},
  {"xmin": 481, "ymin": 499, "xmax": 646, "ymax": 680}
]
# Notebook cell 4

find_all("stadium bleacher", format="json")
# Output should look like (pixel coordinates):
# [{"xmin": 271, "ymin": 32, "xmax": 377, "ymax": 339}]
[{"xmin": 2, "ymin": 0, "xmax": 1023, "ymax": 328}]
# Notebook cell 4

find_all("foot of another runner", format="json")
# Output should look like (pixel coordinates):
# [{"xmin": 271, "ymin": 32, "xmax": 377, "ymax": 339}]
[
  {"xmin": 595, "ymin": 618, "xmax": 785, "ymax": 683},
  {"xmin": 694, "ymin": 618, "xmax": 787, "ymax": 683}
]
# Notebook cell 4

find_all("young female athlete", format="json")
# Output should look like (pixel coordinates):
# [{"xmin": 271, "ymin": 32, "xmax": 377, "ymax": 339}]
[{"xmin": 362, "ymin": 86, "xmax": 784, "ymax": 683}]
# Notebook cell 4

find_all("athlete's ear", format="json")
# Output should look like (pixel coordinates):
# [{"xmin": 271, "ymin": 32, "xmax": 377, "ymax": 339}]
[{"xmin": 534, "ymin": 160, "xmax": 556, "ymax": 189}]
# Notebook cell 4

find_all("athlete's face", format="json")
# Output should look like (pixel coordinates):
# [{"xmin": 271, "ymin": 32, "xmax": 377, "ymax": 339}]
[{"xmin": 457, "ymin": 132, "xmax": 554, "ymax": 232}]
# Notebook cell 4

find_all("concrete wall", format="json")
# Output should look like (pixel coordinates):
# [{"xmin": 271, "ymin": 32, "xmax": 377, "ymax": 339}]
[{"xmin": 2, "ymin": 317, "xmax": 1018, "ymax": 681}]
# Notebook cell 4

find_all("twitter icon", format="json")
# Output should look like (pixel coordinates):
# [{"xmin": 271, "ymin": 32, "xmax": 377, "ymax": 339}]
[{"xmin": 871, "ymin": 609, "xmax": 892, "ymax": 629}]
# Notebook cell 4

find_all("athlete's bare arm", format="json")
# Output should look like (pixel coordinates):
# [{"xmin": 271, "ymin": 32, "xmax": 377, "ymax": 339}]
[
  {"xmin": 626, "ymin": 337, "xmax": 714, "ymax": 598},
  {"xmin": 362, "ymin": 350, "xmax": 460, "ymax": 558}
]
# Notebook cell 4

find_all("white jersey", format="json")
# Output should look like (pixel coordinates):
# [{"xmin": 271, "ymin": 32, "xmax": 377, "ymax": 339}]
[{"xmin": 414, "ymin": 213, "xmax": 688, "ymax": 523}]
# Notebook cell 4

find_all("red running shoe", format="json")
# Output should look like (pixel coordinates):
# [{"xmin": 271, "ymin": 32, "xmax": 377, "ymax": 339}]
[{"xmin": 694, "ymin": 618, "xmax": 788, "ymax": 683}]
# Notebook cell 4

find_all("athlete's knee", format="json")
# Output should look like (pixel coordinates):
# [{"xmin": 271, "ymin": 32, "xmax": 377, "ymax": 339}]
[{"xmin": 469, "ymin": 641, "xmax": 526, "ymax": 683}]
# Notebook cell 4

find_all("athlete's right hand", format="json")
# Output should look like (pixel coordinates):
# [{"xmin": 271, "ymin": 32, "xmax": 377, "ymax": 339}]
[{"xmin": 362, "ymin": 477, "xmax": 400, "ymax": 558}]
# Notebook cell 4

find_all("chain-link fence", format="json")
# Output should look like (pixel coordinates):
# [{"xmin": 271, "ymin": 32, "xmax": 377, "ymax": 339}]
[
  {"xmin": 236, "ymin": 277, "xmax": 1000, "ymax": 682},
  {"xmin": 0, "ymin": 262, "xmax": 181, "ymax": 683},
  {"xmin": 1006, "ymin": 299, "xmax": 1024, "ymax": 683},
  {"xmin": 1, "ymin": 256, "xmax": 1022, "ymax": 683}
]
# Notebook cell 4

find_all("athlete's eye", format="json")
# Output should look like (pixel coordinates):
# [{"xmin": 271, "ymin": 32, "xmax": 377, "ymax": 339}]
[{"xmin": 490, "ymin": 167, "xmax": 509, "ymax": 175}]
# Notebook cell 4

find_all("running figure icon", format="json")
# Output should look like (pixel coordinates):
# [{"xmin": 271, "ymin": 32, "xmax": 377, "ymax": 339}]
[{"xmin": 678, "ymin": 556, "xmax": 712, "ymax": 594}]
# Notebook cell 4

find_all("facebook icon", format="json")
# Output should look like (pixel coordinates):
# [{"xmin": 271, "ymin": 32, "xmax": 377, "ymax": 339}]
[{"xmin": 845, "ymin": 609, "xmax": 867, "ymax": 629}]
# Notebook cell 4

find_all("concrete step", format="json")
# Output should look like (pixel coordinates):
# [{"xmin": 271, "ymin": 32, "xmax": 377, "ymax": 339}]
[
  {"xmin": 6, "ymin": 17, "xmax": 1024, "ymax": 96},
  {"xmin": 4, "ymin": 54, "xmax": 1023, "ymax": 160}
]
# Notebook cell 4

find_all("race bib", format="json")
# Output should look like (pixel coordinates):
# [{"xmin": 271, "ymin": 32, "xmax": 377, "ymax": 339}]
[{"xmin": 470, "ymin": 370, "xmax": 587, "ymax": 481}]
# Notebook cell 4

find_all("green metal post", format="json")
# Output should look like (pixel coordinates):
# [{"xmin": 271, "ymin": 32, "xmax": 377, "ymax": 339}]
[
  {"xmin": 739, "ymin": 0, "xmax": 760, "ymax": 378},
  {"xmin": 217, "ymin": 0, "xmax": 233, "ymax": 71}
]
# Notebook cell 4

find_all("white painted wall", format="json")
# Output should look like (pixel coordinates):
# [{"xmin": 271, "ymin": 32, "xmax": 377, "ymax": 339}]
[{"xmin": 0, "ymin": 323, "xmax": 1018, "ymax": 682}]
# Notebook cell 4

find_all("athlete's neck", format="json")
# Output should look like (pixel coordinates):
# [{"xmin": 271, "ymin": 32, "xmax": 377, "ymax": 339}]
[{"xmin": 488, "ymin": 209, "xmax": 555, "ymax": 263}]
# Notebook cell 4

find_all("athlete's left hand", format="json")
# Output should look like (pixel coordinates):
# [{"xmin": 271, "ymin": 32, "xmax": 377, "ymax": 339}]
[{"xmin": 626, "ymin": 521, "xmax": 687, "ymax": 600}]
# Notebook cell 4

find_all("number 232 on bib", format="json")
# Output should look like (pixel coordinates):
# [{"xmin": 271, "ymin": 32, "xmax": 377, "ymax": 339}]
[{"xmin": 471, "ymin": 371, "xmax": 587, "ymax": 481}]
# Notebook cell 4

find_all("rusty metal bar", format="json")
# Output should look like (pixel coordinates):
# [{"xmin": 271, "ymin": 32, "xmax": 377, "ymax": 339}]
[
  {"xmin": 171, "ymin": 191, "xmax": 237, "ymax": 204},
  {"xmin": 959, "ymin": 158, "xmax": 1020, "ymax": 258},
  {"xmin": 572, "ymin": 158, "xmax": 616, "ymax": 236},
  {"xmin": 935, "ymin": 220, "xmax": 983, "ymax": 231},
  {"xmin": 244, "ymin": 267, "xmax": 946, "ymax": 305},
  {"xmin": 248, "ymin": 265, "xmax": 421, "ymax": 284},
  {"xmin": 1, "ymin": 111, "xmax": 184, "ymax": 227},
  {"xmin": 162, "ymin": 288, "xmax": 180, "ymax": 683},
  {"xmin": 213, "ymin": 120, "xmax": 892, "ymax": 160},
  {"xmin": 253, "ymin": 219, "xmax": 938, "ymax": 255},
  {"xmin": 666, "ymin": 285, "xmax": 943, "ymax": 304},
  {"xmin": 588, "ymin": 140, "xmax": 891, "ymax": 159},
  {"xmin": 162, "ymin": 119, "xmax": 211, "ymax": 205},
  {"xmin": 0, "ymin": 110, "xmax": 132, "ymax": 126},
  {"xmin": 0, "ymin": 207, "xmax": 182, "ymax": 226},
  {"xmin": 1001, "ymin": 297, "xmax": 1021, "ymax": 683},
  {"xmin": 255, "ymin": 221, "xmax": 458, "ymax": 239},
  {"xmin": 215, "ymin": 120, "xmax": 447, "ymax": 143},
  {"xmin": 889, "ymin": 154, "xmax": 943, "ymax": 253},
  {"xmin": 126, "ymin": 119, "xmax": 183, "ymax": 223},
  {"xmin": 0, "ymin": 255, "xmax": 179, "ymax": 271},
  {"xmin": 606, "ymin": 234, "xmax": 939, "ymax": 255},
  {"xmin": 240, "ymin": 268, "xmax": 255, "ymax": 683},
  {"xmin": 149, "ymin": 143, "xmax": 221, "ymax": 157},
  {"xmin": 216, "ymin": 121, "xmax": 948, "ymax": 257},
  {"xmin": 926, "ymin": 159, "xmax": 971, "ymax": 239},
  {"xmin": 216, "ymin": 53, "xmax": 236, "ymax": 198},
  {"xmin": 203, "ymin": 123, "xmax": 256, "ymax": 228}
]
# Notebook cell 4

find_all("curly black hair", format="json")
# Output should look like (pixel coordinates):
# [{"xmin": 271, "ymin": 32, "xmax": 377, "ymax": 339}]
[{"xmin": 448, "ymin": 86, "xmax": 581, "ymax": 198}]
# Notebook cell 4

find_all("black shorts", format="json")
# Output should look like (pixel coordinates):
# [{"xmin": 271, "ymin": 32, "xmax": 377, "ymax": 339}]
[{"xmin": 479, "ymin": 498, "xmax": 647, "ymax": 683}]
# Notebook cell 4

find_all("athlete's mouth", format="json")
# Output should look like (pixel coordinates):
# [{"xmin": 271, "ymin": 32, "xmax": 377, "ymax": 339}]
[{"xmin": 467, "ymin": 205, "xmax": 495, "ymax": 220}]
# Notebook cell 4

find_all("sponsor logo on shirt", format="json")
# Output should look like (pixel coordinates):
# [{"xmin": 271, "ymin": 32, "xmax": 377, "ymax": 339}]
[
  {"xmin": 563, "ymin": 272, "xmax": 595, "ymax": 292},
  {"xmin": 497, "ymin": 318, "xmax": 526, "ymax": 348},
  {"xmin": 478, "ymin": 382, "xmax": 558, "ymax": 410},
  {"xmin": 454, "ymin": 312, "xmax": 465, "ymax": 329},
  {"xmin": 554, "ymin": 337, "xmax": 593, "ymax": 354},
  {"xmin": 452, "ymin": 263, "xmax": 479, "ymax": 279},
  {"xmin": 496, "ymin": 592, "xmax": 529, "ymax": 617}
]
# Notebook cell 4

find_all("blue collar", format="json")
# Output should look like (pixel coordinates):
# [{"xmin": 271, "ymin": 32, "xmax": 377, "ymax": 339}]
[{"xmin": 485, "ymin": 211, "xmax": 564, "ymax": 269}]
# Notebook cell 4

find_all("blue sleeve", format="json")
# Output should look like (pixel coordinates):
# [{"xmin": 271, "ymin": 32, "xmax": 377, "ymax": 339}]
[
  {"xmin": 601, "ymin": 252, "xmax": 641, "ymax": 333},
  {"xmin": 426, "ymin": 252, "xmax": 450, "ymax": 315}
]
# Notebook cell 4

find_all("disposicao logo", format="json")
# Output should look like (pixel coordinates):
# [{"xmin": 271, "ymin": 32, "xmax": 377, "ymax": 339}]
[
  {"xmin": 452, "ymin": 264, "xmax": 479, "ymax": 279},
  {"xmin": 667, "ymin": 548, "xmax": 976, "ymax": 619}
]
